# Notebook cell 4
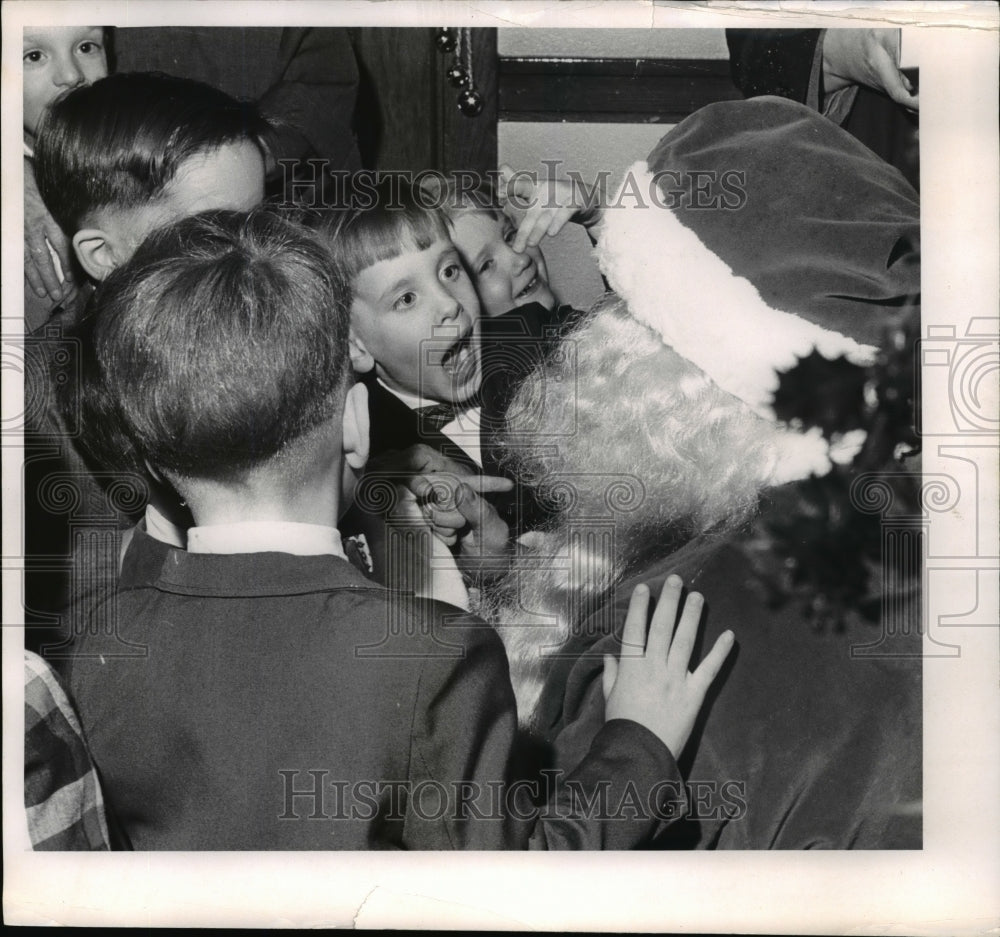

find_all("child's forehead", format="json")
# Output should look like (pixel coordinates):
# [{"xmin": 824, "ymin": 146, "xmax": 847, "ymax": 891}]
[
  {"xmin": 23, "ymin": 25, "xmax": 103, "ymax": 48},
  {"xmin": 351, "ymin": 240, "xmax": 452, "ymax": 307},
  {"xmin": 449, "ymin": 210, "xmax": 509, "ymax": 250},
  {"xmin": 87, "ymin": 141, "xmax": 266, "ymax": 251},
  {"xmin": 452, "ymin": 206, "xmax": 503, "ymax": 227}
]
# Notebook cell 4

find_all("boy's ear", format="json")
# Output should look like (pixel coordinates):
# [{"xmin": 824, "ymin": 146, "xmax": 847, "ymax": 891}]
[
  {"xmin": 348, "ymin": 330, "xmax": 376, "ymax": 375},
  {"xmin": 73, "ymin": 228, "xmax": 120, "ymax": 282},
  {"xmin": 342, "ymin": 381, "xmax": 370, "ymax": 473},
  {"xmin": 143, "ymin": 459, "xmax": 165, "ymax": 484}
]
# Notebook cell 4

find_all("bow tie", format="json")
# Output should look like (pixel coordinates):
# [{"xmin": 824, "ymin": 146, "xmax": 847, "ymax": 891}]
[{"xmin": 416, "ymin": 402, "xmax": 464, "ymax": 432}]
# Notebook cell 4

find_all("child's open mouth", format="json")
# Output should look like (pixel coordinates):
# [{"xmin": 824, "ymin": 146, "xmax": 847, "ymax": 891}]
[
  {"xmin": 441, "ymin": 330, "xmax": 476, "ymax": 378},
  {"xmin": 515, "ymin": 274, "xmax": 540, "ymax": 300}
]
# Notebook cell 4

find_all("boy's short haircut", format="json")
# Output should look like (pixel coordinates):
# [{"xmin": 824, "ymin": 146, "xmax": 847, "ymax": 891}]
[
  {"xmin": 34, "ymin": 72, "xmax": 272, "ymax": 235},
  {"xmin": 322, "ymin": 175, "xmax": 451, "ymax": 300},
  {"xmin": 80, "ymin": 208, "xmax": 350, "ymax": 482}
]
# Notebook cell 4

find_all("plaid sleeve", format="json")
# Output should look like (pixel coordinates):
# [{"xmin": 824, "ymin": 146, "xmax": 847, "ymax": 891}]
[{"xmin": 24, "ymin": 651, "xmax": 111, "ymax": 851}]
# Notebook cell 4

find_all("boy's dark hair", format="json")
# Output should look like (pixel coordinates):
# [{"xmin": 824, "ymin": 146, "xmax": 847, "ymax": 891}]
[
  {"xmin": 34, "ymin": 72, "xmax": 272, "ymax": 235},
  {"xmin": 75, "ymin": 208, "xmax": 350, "ymax": 482},
  {"xmin": 322, "ymin": 175, "xmax": 451, "ymax": 302}
]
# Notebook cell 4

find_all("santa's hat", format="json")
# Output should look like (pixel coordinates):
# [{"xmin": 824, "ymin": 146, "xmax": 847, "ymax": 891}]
[
  {"xmin": 597, "ymin": 162, "xmax": 877, "ymax": 482},
  {"xmin": 593, "ymin": 100, "xmax": 920, "ymax": 483}
]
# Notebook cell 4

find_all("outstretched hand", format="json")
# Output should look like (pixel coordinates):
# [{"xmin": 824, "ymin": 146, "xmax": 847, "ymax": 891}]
[
  {"xmin": 822, "ymin": 28, "xmax": 918, "ymax": 111},
  {"xmin": 602, "ymin": 575, "xmax": 734, "ymax": 759}
]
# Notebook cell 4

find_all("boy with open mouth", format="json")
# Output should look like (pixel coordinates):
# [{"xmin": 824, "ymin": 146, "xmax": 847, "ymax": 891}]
[
  {"xmin": 326, "ymin": 177, "xmax": 487, "ymax": 467},
  {"xmin": 325, "ymin": 177, "xmax": 520, "ymax": 597}
]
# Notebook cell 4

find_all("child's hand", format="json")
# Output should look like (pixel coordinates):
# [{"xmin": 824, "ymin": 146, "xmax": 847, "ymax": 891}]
[
  {"xmin": 410, "ymin": 472, "xmax": 513, "ymax": 572},
  {"xmin": 24, "ymin": 159, "xmax": 77, "ymax": 304},
  {"xmin": 364, "ymin": 444, "xmax": 513, "ymax": 577},
  {"xmin": 499, "ymin": 164, "xmax": 603, "ymax": 254},
  {"xmin": 368, "ymin": 443, "xmax": 488, "ymax": 483},
  {"xmin": 367, "ymin": 445, "xmax": 512, "ymax": 542},
  {"xmin": 602, "ymin": 575, "xmax": 734, "ymax": 759}
]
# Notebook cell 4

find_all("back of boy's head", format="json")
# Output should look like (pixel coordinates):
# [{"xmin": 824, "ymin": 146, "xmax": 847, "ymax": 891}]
[
  {"xmin": 34, "ymin": 72, "xmax": 272, "ymax": 235},
  {"xmin": 322, "ymin": 175, "xmax": 451, "ymax": 301},
  {"xmin": 81, "ymin": 208, "xmax": 350, "ymax": 484}
]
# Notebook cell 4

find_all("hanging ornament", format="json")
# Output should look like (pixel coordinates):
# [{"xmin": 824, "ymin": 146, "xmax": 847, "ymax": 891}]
[
  {"xmin": 446, "ymin": 64, "xmax": 470, "ymax": 88},
  {"xmin": 457, "ymin": 28, "xmax": 483, "ymax": 118},
  {"xmin": 435, "ymin": 27, "xmax": 485, "ymax": 118},
  {"xmin": 434, "ymin": 27, "xmax": 456, "ymax": 53},
  {"xmin": 457, "ymin": 88, "xmax": 484, "ymax": 116}
]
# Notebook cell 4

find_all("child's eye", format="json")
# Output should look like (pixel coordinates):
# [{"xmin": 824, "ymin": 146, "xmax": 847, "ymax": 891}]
[
  {"xmin": 502, "ymin": 226, "xmax": 517, "ymax": 245},
  {"xmin": 23, "ymin": 49, "xmax": 45, "ymax": 65},
  {"xmin": 393, "ymin": 291, "xmax": 417, "ymax": 310},
  {"xmin": 77, "ymin": 41, "xmax": 103, "ymax": 55},
  {"xmin": 441, "ymin": 262, "xmax": 462, "ymax": 282},
  {"xmin": 478, "ymin": 258, "xmax": 495, "ymax": 275}
]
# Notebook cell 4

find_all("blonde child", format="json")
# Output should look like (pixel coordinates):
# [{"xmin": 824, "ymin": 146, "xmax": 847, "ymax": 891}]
[
  {"xmin": 23, "ymin": 26, "xmax": 108, "ymax": 327},
  {"xmin": 431, "ymin": 165, "xmax": 602, "ymax": 320}
]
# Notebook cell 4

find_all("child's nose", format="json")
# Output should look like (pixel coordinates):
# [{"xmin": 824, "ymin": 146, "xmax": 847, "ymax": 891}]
[
  {"xmin": 511, "ymin": 249, "xmax": 532, "ymax": 275},
  {"xmin": 435, "ymin": 285, "xmax": 462, "ymax": 322},
  {"xmin": 54, "ymin": 55, "xmax": 86, "ymax": 88}
]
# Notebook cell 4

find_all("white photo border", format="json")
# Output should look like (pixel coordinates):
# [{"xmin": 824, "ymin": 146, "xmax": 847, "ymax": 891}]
[{"xmin": 3, "ymin": 1, "xmax": 998, "ymax": 932}]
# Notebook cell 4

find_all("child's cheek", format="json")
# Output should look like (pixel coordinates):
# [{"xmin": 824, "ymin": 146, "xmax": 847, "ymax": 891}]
[{"xmin": 472, "ymin": 280, "xmax": 504, "ymax": 319}]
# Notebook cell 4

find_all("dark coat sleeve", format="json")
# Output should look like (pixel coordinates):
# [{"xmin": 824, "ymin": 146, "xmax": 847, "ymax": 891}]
[
  {"xmin": 403, "ymin": 606, "xmax": 687, "ymax": 849},
  {"xmin": 23, "ymin": 310, "xmax": 145, "ymax": 652},
  {"xmin": 258, "ymin": 28, "xmax": 362, "ymax": 173},
  {"xmin": 727, "ymin": 30, "xmax": 823, "ymax": 107}
]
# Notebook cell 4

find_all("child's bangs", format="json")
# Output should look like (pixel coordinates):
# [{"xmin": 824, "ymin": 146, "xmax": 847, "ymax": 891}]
[{"xmin": 336, "ymin": 205, "xmax": 450, "ymax": 287}]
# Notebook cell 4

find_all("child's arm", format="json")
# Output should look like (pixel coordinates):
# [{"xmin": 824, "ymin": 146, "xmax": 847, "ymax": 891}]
[
  {"xmin": 499, "ymin": 163, "xmax": 605, "ymax": 254},
  {"xmin": 370, "ymin": 447, "xmax": 512, "ymax": 607},
  {"xmin": 379, "ymin": 477, "xmax": 471, "ymax": 610},
  {"xmin": 404, "ymin": 574, "xmax": 734, "ymax": 849}
]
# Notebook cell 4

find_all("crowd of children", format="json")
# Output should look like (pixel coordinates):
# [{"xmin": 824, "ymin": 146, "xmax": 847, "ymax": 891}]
[
  {"xmin": 21, "ymin": 27, "xmax": 734, "ymax": 850},
  {"xmin": 21, "ymin": 24, "xmax": 921, "ymax": 852}
]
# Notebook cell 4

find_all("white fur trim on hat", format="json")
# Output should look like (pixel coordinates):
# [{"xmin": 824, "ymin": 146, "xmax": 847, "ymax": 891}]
[{"xmin": 596, "ymin": 162, "xmax": 877, "ymax": 480}]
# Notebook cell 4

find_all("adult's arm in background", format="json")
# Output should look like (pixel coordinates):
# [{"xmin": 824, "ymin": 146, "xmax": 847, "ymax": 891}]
[{"xmin": 727, "ymin": 28, "xmax": 917, "ymax": 124}]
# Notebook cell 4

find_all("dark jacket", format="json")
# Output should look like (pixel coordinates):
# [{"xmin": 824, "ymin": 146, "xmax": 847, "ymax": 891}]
[{"xmin": 66, "ymin": 528, "xmax": 683, "ymax": 850}]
